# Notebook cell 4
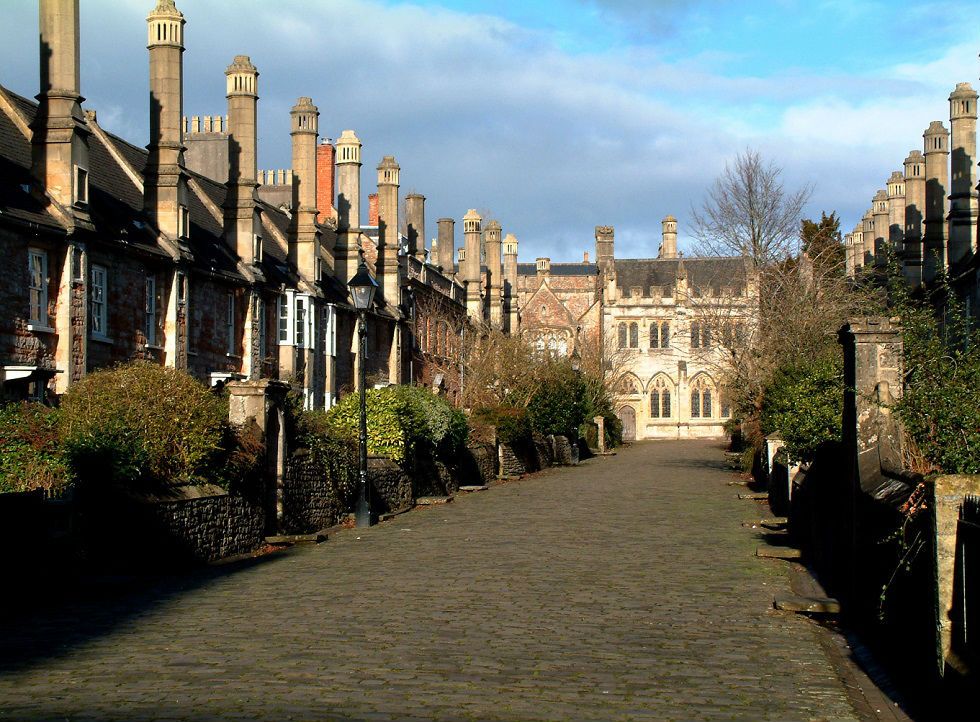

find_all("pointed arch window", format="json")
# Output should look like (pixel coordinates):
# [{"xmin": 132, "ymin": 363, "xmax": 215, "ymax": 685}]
[
  {"xmin": 661, "ymin": 322, "xmax": 670, "ymax": 348},
  {"xmin": 649, "ymin": 323, "xmax": 659, "ymax": 349},
  {"xmin": 690, "ymin": 376, "xmax": 714, "ymax": 419},
  {"xmin": 650, "ymin": 377, "xmax": 671, "ymax": 419},
  {"xmin": 618, "ymin": 322, "xmax": 627, "ymax": 349},
  {"xmin": 629, "ymin": 322, "xmax": 638, "ymax": 348}
]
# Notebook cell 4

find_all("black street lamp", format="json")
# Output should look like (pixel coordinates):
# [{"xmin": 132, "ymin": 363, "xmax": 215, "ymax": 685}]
[{"xmin": 348, "ymin": 260, "xmax": 378, "ymax": 528}]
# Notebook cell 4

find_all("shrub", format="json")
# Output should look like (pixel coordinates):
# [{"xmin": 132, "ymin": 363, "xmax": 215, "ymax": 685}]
[
  {"xmin": 527, "ymin": 363, "xmax": 588, "ymax": 437},
  {"xmin": 472, "ymin": 404, "xmax": 532, "ymax": 445},
  {"xmin": 0, "ymin": 402, "xmax": 73, "ymax": 493},
  {"xmin": 760, "ymin": 353, "xmax": 843, "ymax": 462},
  {"xmin": 324, "ymin": 385, "xmax": 467, "ymax": 464},
  {"xmin": 891, "ymin": 277, "xmax": 980, "ymax": 474},
  {"xmin": 59, "ymin": 362, "xmax": 229, "ymax": 489}
]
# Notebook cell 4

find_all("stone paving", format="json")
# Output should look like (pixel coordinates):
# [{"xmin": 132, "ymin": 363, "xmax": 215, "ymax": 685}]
[{"xmin": 0, "ymin": 440, "xmax": 859, "ymax": 721}]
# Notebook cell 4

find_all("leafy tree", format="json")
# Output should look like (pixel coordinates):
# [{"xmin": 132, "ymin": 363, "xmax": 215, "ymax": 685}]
[{"xmin": 800, "ymin": 211, "xmax": 844, "ymax": 270}]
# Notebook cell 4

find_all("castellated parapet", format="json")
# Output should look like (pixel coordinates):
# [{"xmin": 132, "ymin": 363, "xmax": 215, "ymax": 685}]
[{"xmin": 183, "ymin": 114, "xmax": 229, "ymax": 183}]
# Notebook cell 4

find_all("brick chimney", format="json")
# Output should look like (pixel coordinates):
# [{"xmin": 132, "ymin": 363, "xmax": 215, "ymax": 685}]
[
  {"xmin": 583, "ymin": 251, "xmax": 589, "ymax": 263},
  {"xmin": 316, "ymin": 138, "xmax": 335, "ymax": 222},
  {"xmin": 368, "ymin": 192, "xmax": 379, "ymax": 226}
]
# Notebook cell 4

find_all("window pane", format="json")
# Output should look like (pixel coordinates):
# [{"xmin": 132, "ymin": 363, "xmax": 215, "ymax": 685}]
[
  {"xmin": 703, "ymin": 389, "xmax": 712, "ymax": 417},
  {"xmin": 662, "ymin": 389, "xmax": 671, "ymax": 418},
  {"xmin": 618, "ymin": 323, "xmax": 627, "ymax": 348},
  {"xmin": 691, "ymin": 322, "xmax": 699, "ymax": 348},
  {"xmin": 629, "ymin": 323, "xmax": 638, "ymax": 348},
  {"xmin": 690, "ymin": 391, "xmax": 700, "ymax": 418},
  {"xmin": 650, "ymin": 390, "xmax": 660, "ymax": 418},
  {"xmin": 661, "ymin": 323, "xmax": 670, "ymax": 348},
  {"xmin": 649, "ymin": 324, "xmax": 658, "ymax": 349}
]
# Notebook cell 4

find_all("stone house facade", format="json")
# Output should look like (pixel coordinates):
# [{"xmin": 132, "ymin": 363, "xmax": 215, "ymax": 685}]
[{"xmin": 0, "ymin": 0, "xmax": 513, "ymax": 407}]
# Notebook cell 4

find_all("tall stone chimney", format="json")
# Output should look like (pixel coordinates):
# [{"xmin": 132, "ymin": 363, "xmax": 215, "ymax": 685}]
[
  {"xmin": 437, "ymin": 217, "xmax": 455, "ymax": 273},
  {"xmin": 289, "ymin": 96, "xmax": 319, "ymax": 282},
  {"xmin": 463, "ymin": 209, "xmax": 483, "ymax": 321},
  {"xmin": 851, "ymin": 221, "xmax": 864, "ymax": 272},
  {"xmin": 861, "ymin": 209, "xmax": 875, "ymax": 267},
  {"xmin": 886, "ymin": 172, "xmax": 905, "ymax": 255},
  {"xmin": 872, "ymin": 190, "xmax": 888, "ymax": 265},
  {"xmin": 948, "ymin": 83, "xmax": 978, "ymax": 265},
  {"xmin": 844, "ymin": 233, "xmax": 855, "ymax": 277},
  {"xmin": 503, "ymin": 233, "xmax": 519, "ymax": 333},
  {"xmin": 660, "ymin": 215, "xmax": 678, "ymax": 258},
  {"xmin": 923, "ymin": 120, "xmax": 950, "ymax": 282},
  {"xmin": 333, "ymin": 129, "xmax": 361, "ymax": 284},
  {"xmin": 376, "ymin": 156, "xmax": 401, "ymax": 306},
  {"xmin": 903, "ymin": 150, "xmax": 925, "ymax": 285},
  {"xmin": 484, "ymin": 220, "xmax": 503, "ymax": 328},
  {"xmin": 143, "ymin": 0, "xmax": 188, "ymax": 240},
  {"xmin": 595, "ymin": 226, "xmax": 614, "ymax": 272},
  {"xmin": 316, "ymin": 138, "xmax": 335, "ymax": 223},
  {"xmin": 224, "ymin": 55, "xmax": 260, "ymax": 264},
  {"xmin": 405, "ymin": 193, "xmax": 426, "ymax": 262},
  {"xmin": 32, "ymin": 0, "xmax": 92, "ymax": 219}
]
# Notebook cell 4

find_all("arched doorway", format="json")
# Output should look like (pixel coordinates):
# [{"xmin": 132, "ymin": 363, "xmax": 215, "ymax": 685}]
[{"xmin": 618, "ymin": 405, "xmax": 636, "ymax": 442}]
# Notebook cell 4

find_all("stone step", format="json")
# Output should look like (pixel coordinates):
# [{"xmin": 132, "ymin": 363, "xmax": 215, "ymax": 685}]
[
  {"xmin": 738, "ymin": 493, "xmax": 769, "ymax": 500},
  {"xmin": 773, "ymin": 595, "xmax": 841, "ymax": 615},
  {"xmin": 458, "ymin": 485, "xmax": 488, "ymax": 493},
  {"xmin": 727, "ymin": 480, "xmax": 750, "ymax": 486},
  {"xmin": 416, "ymin": 496, "xmax": 453, "ymax": 505},
  {"xmin": 756, "ymin": 546, "xmax": 802, "ymax": 560},
  {"xmin": 264, "ymin": 533, "xmax": 327, "ymax": 545}
]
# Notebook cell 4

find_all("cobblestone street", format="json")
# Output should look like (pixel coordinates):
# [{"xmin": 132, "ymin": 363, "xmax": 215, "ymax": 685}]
[{"xmin": 0, "ymin": 440, "xmax": 861, "ymax": 721}]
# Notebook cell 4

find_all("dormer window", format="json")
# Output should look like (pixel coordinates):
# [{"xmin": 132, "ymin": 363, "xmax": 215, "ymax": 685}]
[
  {"xmin": 74, "ymin": 166, "xmax": 88, "ymax": 206},
  {"xmin": 178, "ymin": 205, "xmax": 190, "ymax": 239}
]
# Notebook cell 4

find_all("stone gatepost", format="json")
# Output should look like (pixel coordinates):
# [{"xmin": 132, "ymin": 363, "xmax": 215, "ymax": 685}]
[
  {"xmin": 838, "ymin": 318, "xmax": 904, "ymax": 608},
  {"xmin": 227, "ymin": 379, "xmax": 290, "ymax": 535},
  {"xmin": 594, "ymin": 416, "xmax": 605, "ymax": 454}
]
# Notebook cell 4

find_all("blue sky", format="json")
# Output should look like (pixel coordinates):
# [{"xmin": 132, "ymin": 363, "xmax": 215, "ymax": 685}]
[{"xmin": 1, "ymin": 0, "xmax": 977, "ymax": 261}]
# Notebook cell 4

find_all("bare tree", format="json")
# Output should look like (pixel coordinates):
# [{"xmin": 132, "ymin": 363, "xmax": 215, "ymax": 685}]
[{"xmin": 691, "ymin": 150, "xmax": 812, "ymax": 267}]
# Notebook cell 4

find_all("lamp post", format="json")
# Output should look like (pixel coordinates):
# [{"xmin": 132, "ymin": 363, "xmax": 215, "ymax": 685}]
[{"xmin": 348, "ymin": 260, "xmax": 378, "ymax": 528}]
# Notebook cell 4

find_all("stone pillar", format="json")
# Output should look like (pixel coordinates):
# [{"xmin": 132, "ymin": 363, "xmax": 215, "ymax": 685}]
[
  {"xmin": 437, "ymin": 217, "xmax": 455, "ymax": 274},
  {"xmin": 226, "ymin": 379, "xmax": 290, "ymax": 535},
  {"xmin": 484, "ymin": 220, "xmax": 503, "ymax": 328},
  {"xmin": 923, "ymin": 121, "xmax": 950, "ymax": 282},
  {"xmin": 850, "ymin": 222, "xmax": 864, "ymax": 273},
  {"xmin": 463, "ymin": 209, "xmax": 482, "ymax": 321},
  {"xmin": 334, "ymin": 129, "xmax": 362, "ymax": 284},
  {"xmin": 289, "ymin": 96, "xmax": 320, "ymax": 283},
  {"xmin": 844, "ymin": 233, "xmax": 855, "ymax": 277},
  {"xmin": 375, "ymin": 155, "xmax": 401, "ymax": 307},
  {"xmin": 903, "ymin": 150, "xmax": 925, "ymax": 286},
  {"xmin": 948, "ymin": 83, "xmax": 978, "ymax": 266},
  {"xmin": 503, "ymin": 233, "xmax": 519, "ymax": 334},
  {"xmin": 861, "ymin": 210, "xmax": 875, "ymax": 267},
  {"xmin": 594, "ymin": 415, "xmax": 605, "ymax": 454},
  {"xmin": 224, "ymin": 55, "xmax": 260, "ymax": 264},
  {"xmin": 595, "ymin": 225, "xmax": 614, "ymax": 275},
  {"xmin": 405, "ymin": 193, "xmax": 426, "ymax": 263},
  {"xmin": 660, "ymin": 215, "xmax": 678, "ymax": 258}
]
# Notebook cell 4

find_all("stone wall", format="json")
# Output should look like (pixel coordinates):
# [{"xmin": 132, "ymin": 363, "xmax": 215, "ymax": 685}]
[
  {"xmin": 281, "ymin": 448, "xmax": 349, "ymax": 535},
  {"xmin": 369, "ymin": 455, "xmax": 412, "ymax": 514}
]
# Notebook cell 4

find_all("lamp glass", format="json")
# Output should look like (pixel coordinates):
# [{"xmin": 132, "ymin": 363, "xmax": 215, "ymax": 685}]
[{"xmin": 348, "ymin": 263, "xmax": 378, "ymax": 310}]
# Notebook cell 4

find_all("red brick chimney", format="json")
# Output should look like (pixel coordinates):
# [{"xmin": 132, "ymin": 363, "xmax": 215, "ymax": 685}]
[
  {"xmin": 584, "ymin": 251, "xmax": 589, "ymax": 263},
  {"xmin": 368, "ymin": 192, "xmax": 379, "ymax": 226},
  {"xmin": 316, "ymin": 138, "xmax": 335, "ymax": 222}
]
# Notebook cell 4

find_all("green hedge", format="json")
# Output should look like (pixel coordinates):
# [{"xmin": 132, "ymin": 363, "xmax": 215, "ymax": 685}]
[
  {"xmin": 0, "ymin": 402, "xmax": 73, "ymax": 493},
  {"xmin": 59, "ymin": 362, "xmax": 234, "ymax": 489},
  {"xmin": 472, "ymin": 405, "xmax": 532, "ymax": 445},
  {"xmin": 760, "ymin": 354, "xmax": 843, "ymax": 462},
  {"xmin": 325, "ymin": 385, "xmax": 467, "ymax": 464}
]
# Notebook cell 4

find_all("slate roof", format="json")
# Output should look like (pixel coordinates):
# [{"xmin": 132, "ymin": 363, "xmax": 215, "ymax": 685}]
[
  {"xmin": 614, "ymin": 256, "xmax": 748, "ymax": 296},
  {"xmin": 517, "ymin": 262, "xmax": 597, "ymax": 277}
]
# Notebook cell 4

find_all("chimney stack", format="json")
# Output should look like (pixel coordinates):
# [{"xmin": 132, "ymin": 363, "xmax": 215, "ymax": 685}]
[
  {"xmin": 484, "ymin": 220, "xmax": 503, "ymax": 328},
  {"xmin": 923, "ymin": 120, "xmax": 950, "ymax": 282},
  {"xmin": 948, "ymin": 83, "xmax": 978, "ymax": 265},
  {"xmin": 437, "ymin": 217, "xmax": 455, "ymax": 274},
  {"xmin": 316, "ymin": 138, "xmax": 335, "ymax": 223},
  {"xmin": 289, "ymin": 96, "xmax": 319, "ymax": 282},
  {"xmin": 405, "ymin": 193, "xmax": 426, "ymax": 263},
  {"xmin": 595, "ymin": 226, "xmax": 614, "ymax": 272},
  {"xmin": 32, "ymin": 0, "xmax": 91, "ymax": 217},
  {"xmin": 333, "ymin": 129, "xmax": 362, "ymax": 284},
  {"xmin": 660, "ymin": 216, "xmax": 678, "ymax": 258},
  {"xmin": 903, "ymin": 150, "xmax": 925, "ymax": 285},
  {"xmin": 503, "ymin": 233, "xmax": 519, "ymax": 333},
  {"xmin": 368, "ymin": 193, "xmax": 379, "ymax": 227},
  {"xmin": 224, "ymin": 55, "xmax": 260, "ymax": 264},
  {"xmin": 463, "ymin": 209, "xmax": 482, "ymax": 321},
  {"xmin": 376, "ymin": 156, "xmax": 401, "ymax": 305}
]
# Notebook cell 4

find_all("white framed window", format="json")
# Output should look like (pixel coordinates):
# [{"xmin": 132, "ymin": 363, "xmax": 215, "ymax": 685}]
[
  {"xmin": 74, "ymin": 166, "xmax": 89, "ymax": 206},
  {"xmin": 324, "ymin": 304, "xmax": 336, "ymax": 356},
  {"xmin": 145, "ymin": 275, "xmax": 157, "ymax": 345},
  {"xmin": 252, "ymin": 234, "xmax": 263, "ymax": 263},
  {"xmin": 225, "ymin": 291, "xmax": 236, "ymax": 355},
  {"xmin": 90, "ymin": 264, "xmax": 108, "ymax": 337},
  {"xmin": 278, "ymin": 291, "xmax": 294, "ymax": 345},
  {"xmin": 28, "ymin": 249, "xmax": 48, "ymax": 326},
  {"xmin": 295, "ymin": 296, "xmax": 307, "ymax": 348},
  {"xmin": 178, "ymin": 205, "xmax": 190, "ymax": 239}
]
